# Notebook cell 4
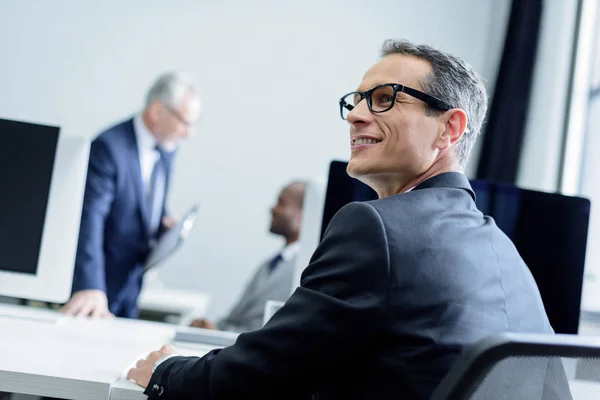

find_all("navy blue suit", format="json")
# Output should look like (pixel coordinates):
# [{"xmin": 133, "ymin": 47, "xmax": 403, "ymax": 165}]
[{"xmin": 72, "ymin": 118, "xmax": 173, "ymax": 318}]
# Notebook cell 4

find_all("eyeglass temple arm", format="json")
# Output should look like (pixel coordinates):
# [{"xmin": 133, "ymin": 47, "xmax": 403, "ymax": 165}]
[{"xmin": 400, "ymin": 85, "xmax": 452, "ymax": 111}]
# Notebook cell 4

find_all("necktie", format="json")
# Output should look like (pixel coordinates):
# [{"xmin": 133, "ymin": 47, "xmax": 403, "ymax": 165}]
[
  {"xmin": 147, "ymin": 145, "xmax": 167, "ymax": 235},
  {"xmin": 268, "ymin": 253, "xmax": 284, "ymax": 273}
]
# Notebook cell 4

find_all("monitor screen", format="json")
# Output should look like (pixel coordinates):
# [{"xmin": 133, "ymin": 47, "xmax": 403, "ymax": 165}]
[
  {"xmin": 0, "ymin": 117, "xmax": 88, "ymax": 303},
  {"xmin": 322, "ymin": 160, "xmax": 591, "ymax": 334},
  {"xmin": 0, "ymin": 118, "xmax": 59, "ymax": 275},
  {"xmin": 320, "ymin": 161, "xmax": 378, "ymax": 240}
]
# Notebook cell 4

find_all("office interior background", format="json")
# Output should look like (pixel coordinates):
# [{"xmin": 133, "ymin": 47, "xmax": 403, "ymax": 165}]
[{"xmin": 1, "ymin": 0, "xmax": 599, "ymax": 326}]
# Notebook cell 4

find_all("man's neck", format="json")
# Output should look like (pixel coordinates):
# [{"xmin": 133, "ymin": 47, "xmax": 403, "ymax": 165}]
[
  {"xmin": 141, "ymin": 110, "xmax": 160, "ymax": 142},
  {"xmin": 285, "ymin": 236, "xmax": 298, "ymax": 246},
  {"xmin": 372, "ymin": 156, "xmax": 463, "ymax": 198}
]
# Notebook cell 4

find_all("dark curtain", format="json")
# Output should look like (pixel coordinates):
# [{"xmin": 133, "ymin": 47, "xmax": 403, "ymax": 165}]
[{"xmin": 476, "ymin": 0, "xmax": 544, "ymax": 183}]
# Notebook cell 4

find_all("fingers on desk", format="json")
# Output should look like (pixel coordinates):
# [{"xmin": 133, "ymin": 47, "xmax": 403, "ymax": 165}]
[{"xmin": 161, "ymin": 343, "xmax": 177, "ymax": 353}]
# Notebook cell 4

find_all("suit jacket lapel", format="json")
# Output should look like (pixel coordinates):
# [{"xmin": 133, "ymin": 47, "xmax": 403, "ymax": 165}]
[{"xmin": 123, "ymin": 119, "xmax": 151, "ymax": 234}]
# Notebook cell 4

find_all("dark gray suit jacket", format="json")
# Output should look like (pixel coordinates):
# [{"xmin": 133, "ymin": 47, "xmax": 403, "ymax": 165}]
[{"xmin": 146, "ymin": 172, "xmax": 553, "ymax": 399}]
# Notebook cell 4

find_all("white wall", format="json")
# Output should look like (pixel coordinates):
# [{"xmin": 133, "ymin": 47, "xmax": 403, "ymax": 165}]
[
  {"xmin": 573, "ymin": 2, "xmax": 600, "ymax": 311},
  {"xmin": 0, "ymin": 0, "xmax": 510, "ymax": 320},
  {"xmin": 518, "ymin": 0, "xmax": 580, "ymax": 191}
]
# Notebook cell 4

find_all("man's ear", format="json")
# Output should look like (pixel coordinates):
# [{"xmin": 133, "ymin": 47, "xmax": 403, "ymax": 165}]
[
  {"xmin": 147, "ymin": 101, "xmax": 163, "ymax": 124},
  {"xmin": 437, "ymin": 108, "xmax": 468, "ymax": 151}
]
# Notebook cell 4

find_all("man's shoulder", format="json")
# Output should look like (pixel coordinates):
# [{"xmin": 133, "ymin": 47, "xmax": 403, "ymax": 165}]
[
  {"xmin": 333, "ymin": 201, "xmax": 382, "ymax": 225},
  {"xmin": 367, "ymin": 184, "xmax": 474, "ymax": 214},
  {"xmin": 324, "ymin": 201, "xmax": 386, "ymax": 244},
  {"xmin": 94, "ymin": 117, "xmax": 134, "ymax": 146},
  {"xmin": 357, "ymin": 193, "xmax": 416, "ymax": 220}
]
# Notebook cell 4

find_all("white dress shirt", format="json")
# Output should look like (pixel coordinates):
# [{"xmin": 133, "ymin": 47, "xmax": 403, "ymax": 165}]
[
  {"xmin": 133, "ymin": 114, "xmax": 160, "ymax": 194},
  {"xmin": 280, "ymin": 241, "xmax": 301, "ymax": 263},
  {"xmin": 133, "ymin": 114, "xmax": 167, "ymax": 233}
]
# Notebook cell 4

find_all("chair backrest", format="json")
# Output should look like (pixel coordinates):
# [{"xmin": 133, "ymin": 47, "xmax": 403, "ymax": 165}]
[
  {"xmin": 430, "ymin": 333, "xmax": 600, "ymax": 400},
  {"xmin": 469, "ymin": 180, "xmax": 591, "ymax": 334}
]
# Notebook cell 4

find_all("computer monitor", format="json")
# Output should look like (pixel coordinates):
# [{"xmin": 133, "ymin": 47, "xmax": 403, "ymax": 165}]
[
  {"xmin": 289, "ymin": 177, "xmax": 327, "ymax": 295},
  {"xmin": 0, "ymin": 117, "xmax": 89, "ymax": 303},
  {"xmin": 302, "ymin": 160, "xmax": 591, "ymax": 334},
  {"xmin": 469, "ymin": 179, "xmax": 590, "ymax": 335}
]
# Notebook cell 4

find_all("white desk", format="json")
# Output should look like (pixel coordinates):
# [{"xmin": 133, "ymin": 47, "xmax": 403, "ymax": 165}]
[
  {"xmin": 110, "ymin": 342, "xmax": 218, "ymax": 400},
  {"xmin": 0, "ymin": 304, "xmax": 224, "ymax": 400},
  {"xmin": 138, "ymin": 286, "xmax": 211, "ymax": 325},
  {"xmin": 4, "ymin": 303, "xmax": 600, "ymax": 399},
  {"xmin": 138, "ymin": 272, "xmax": 211, "ymax": 325}
]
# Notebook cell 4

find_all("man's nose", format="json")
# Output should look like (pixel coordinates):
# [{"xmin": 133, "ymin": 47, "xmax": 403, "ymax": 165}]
[{"xmin": 346, "ymin": 100, "xmax": 373, "ymax": 125}]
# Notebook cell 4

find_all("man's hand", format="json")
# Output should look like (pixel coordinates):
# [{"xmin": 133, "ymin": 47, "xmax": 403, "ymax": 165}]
[
  {"xmin": 162, "ymin": 216, "xmax": 178, "ymax": 230},
  {"xmin": 127, "ymin": 344, "xmax": 179, "ymax": 388},
  {"xmin": 190, "ymin": 318, "xmax": 218, "ymax": 330},
  {"xmin": 59, "ymin": 289, "xmax": 114, "ymax": 318}
]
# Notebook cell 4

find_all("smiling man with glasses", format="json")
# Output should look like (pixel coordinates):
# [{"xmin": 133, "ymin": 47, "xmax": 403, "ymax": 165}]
[{"xmin": 128, "ymin": 40, "xmax": 553, "ymax": 400}]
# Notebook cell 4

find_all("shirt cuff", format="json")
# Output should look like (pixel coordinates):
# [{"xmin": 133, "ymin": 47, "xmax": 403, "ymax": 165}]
[
  {"xmin": 153, "ymin": 354, "xmax": 176, "ymax": 373},
  {"xmin": 145, "ymin": 355, "xmax": 182, "ymax": 399}
]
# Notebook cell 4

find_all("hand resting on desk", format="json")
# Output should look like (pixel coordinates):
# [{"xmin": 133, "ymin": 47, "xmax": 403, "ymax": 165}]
[
  {"xmin": 189, "ymin": 318, "xmax": 218, "ymax": 330},
  {"xmin": 128, "ymin": 344, "xmax": 179, "ymax": 388},
  {"xmin": 59, "ymin": 289, "xmax": 114, "ymax": 318}
]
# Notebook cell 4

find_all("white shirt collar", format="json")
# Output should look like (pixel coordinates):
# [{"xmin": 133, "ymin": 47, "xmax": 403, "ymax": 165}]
[
  {"xmin": 133, "ymin": 113, "xmax": 158, "ymax": 151},
  {"xmin": 281, "ymin": 241, "xmax": 301, "ymax": 262}
]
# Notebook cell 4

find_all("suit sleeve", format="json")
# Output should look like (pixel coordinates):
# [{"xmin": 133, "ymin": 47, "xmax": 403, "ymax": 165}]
[
  {"xmin": 216, "ymin": 264, "xmax": 266, "ymax": 332},
  {"xmin": 71, "ymin": 138, "xmax": 117, "ymax": 293},
  {"xmin": 145, "ymin": 202, "xmax": 391, "ymax": 399}
]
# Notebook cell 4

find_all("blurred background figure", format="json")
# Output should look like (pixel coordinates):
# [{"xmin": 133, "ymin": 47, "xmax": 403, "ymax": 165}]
[
  {"xmin": 60, "ymin": 72, "xmax": 201, "ymax": 319},
  {"xmin": 191, "ymin": 180, "xmax": 305, "ymax": 332}
]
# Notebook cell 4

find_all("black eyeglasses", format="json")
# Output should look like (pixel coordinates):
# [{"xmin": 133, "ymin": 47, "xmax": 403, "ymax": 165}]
[{"xmin": 339, "ymin": 83, "xmax": 453, "ymax": 120}]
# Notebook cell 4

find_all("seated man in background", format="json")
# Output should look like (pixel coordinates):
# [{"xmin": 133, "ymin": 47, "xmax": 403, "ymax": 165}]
[
  {"xmin": 190, "ymin": 180, "xmax": 305, "ymax": 333},
  {"xmin": 128, "ymin": 39, "xmax": 553, "ymax": 399}
]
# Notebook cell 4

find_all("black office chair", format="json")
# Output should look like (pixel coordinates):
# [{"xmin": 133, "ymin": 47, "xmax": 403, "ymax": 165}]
[{"xmin": 430, "ymin": 333, "xmax": 600, "ymax": 400}]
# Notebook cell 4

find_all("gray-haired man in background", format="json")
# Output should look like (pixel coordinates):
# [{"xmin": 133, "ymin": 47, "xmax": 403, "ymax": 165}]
[{"xmin": 60, "ymin": 72, "xmax": 201, "ymax": 319}]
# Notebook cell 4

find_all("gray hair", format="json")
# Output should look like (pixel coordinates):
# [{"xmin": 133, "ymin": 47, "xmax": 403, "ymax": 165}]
[
  {"xmin": 145, "ymin": 71, "xmax": 197, "ymax": 109},
  {"xmin": 380, "ymin": 39, "xmax": 488, "ymax": 167}
]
